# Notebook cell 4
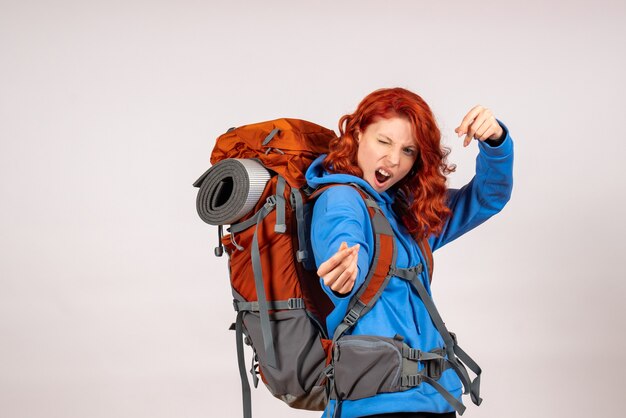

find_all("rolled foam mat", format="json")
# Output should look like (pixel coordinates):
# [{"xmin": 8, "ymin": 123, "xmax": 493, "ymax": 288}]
[{"xmin": 195, "ymin": 159, "xmax": 271, "ymax": 225}]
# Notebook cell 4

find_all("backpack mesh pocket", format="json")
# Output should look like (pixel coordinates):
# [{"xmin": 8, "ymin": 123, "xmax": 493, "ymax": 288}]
[{"xmin": 242, "ymin": 309, "xmax": 329, "ymax": 410}]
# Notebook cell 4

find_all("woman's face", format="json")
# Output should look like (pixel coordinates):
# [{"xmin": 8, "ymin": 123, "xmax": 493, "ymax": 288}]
[{"xmin": 356, "ymin": 116, "xmax": 418, "ymax": 193}]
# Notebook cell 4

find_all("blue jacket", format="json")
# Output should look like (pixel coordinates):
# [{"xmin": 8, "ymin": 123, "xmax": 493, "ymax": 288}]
[{"xmin": 305, "ymin": 123, "xmax": 514, "ymax": 417}]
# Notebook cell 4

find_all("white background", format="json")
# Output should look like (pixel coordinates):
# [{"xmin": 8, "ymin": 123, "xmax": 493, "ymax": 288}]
[{"xmin": 1, "ymin": 1, "xmax": 625, "ymax": 417}]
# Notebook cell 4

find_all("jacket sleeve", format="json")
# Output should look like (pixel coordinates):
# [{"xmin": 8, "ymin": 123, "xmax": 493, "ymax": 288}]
[
  {"xmin": 310, "ymin": 186, "xmax": 373, "ymax": 304},
  {"xmin": 428, "ymin": 120, "xmax": 514, "ymax": 251}
]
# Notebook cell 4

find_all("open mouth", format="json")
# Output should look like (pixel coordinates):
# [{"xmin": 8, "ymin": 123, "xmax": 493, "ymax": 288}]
[{"xmin": 375, "ymin": 168, "xmax": 391, "ymax": 185}]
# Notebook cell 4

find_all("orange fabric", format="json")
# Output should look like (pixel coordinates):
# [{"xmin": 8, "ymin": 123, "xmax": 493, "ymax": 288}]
[
  {"xmin": 320, "ymin": 339, "xmax": 333, "ymax": 365},
  {"xmin": 221, "ymin": 178, "xmax": 303, "ymax": 303},
  {"xmin": 213, "ymin": 120, "xmax": 338, "ymax": 328},
  {"xmin": 210, "ymin": 119, "xmax": 336, "ymax": 188},
  {"xmin": 358, "ymin": 233, "xmax": 394, "ymax": 306}
]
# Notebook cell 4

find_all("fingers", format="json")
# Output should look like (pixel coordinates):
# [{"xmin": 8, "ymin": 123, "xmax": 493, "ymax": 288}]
[
  {"xmin": 454, "ymin": 105, "xmax": 499, "ymax": 147},
  {"xmin": 455, "ymin": 105, "xmax": 483, "ymax": 145},
  {"xmin": 316, "ymin": 241, "xmax": 354, "ymax": 277},
  {"xmin": 317, "ymin": 242, "xmax": 360, "ymax": 295},
  {"xmin": 322, "ymin": 249, "xmax": 357, "ymax": 292},
  {"xmin": 333, "ymin": 254, "xmax": 358, "ymax": 294}
]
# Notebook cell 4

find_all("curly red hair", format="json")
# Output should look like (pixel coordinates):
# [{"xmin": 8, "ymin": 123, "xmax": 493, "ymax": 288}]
[{"xmin": 323, "ymin": 87, "xmax": 456, "ymax": 238}]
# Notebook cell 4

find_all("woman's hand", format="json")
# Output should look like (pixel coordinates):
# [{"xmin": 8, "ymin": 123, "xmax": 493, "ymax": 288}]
[
  {"xmin": 316, "ymin": 241, "xmax": 360, "ymax": 295},
  {"xmin": 454, "ymin": 105, "xmax": 504, "ymax": 147}
]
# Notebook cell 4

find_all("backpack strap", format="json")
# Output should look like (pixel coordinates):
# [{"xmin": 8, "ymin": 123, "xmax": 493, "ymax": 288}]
[
  {"xmin": 309, "ymin": 184, "xmax": 396, "ymax": 343},
  {"xmin": 416, "ymin": 235, "xmax": 434, "ymax": 283},
  {"xmin": 234, "ymin": 310, "xmax": 252, "ymax": 418},
  {"xmin": 290, "ymin": 187, "xmax": 308, "ymax": 262},
  {"xmin": 228, "ymin": 175, "xmax": 290, "ymax": 372},
  {"xmin": 399, "ymin": 344, "xmax": 465, "ymax": 414},
  {"xmin": 274, "ymin": 176, "xmax": 287, "ymax": 233},
  {"xmin": 248, "ymin": 195, "xmax": 280, "ymax": 369},
  {"xmin": 392, "ymin": 266, "xmax": 483, "ymax": 412}
]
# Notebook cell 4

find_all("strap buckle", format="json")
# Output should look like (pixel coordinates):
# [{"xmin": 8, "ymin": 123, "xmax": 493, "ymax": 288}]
[
  {"xmin": 265, "ymin": 195, "xmax": 277, "ymax": 207},
  {"xmin": 402, "ymin": 374, "xmax": 422, "ymax": 387},
  {"xmin": 296, "ymin": 250, "xmax": 307, "ymax": 262},
  {"xmin": 406, "ymin": 348, "xmax": 421, "ymax": 361},
  {"xmin": 344, "ymin": 309, "xmax": 360, "ymax": 326},
  {"xmin": 425, "ymin": 357, "xmax": 444, "ymax": 380},
  {"xmin": 287, "ymin": 298, "xmax": 304, "ymax": 309}
]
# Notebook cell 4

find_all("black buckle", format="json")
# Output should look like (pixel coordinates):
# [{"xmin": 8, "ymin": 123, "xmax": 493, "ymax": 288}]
[
  {"xmin": 414, "ymin": 263, "xmax": 423, "ymax": 274},
  {"xmin": 403, "ymin": 374, "xmax": 422, "ymax": 387},
  {"xmin": 265, "ymin": 195, "xmax": 277, "ymax": 207},
  {"xmin": 287, "ymin": 298, "xmax": 304, "ymax": 309},
  {"xmin": 425, "ymin": 357, "xmax": 444, "ymax": 380},
  {"xmin": 301, "ymin": 184, "xmax": 316, "ymax": 197},
  {"xmin": 344, "ymin": 309, "xmax": 360, "ymax": 326},
  {"xmin": 407, "ymin": 348, "xmax": 421, "ymax": 361}
]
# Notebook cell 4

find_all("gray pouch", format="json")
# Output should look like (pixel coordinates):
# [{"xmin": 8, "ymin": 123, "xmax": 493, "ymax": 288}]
[
  {"xmin": 332, "ymin": 335, "xmax": 406, "ymax": 400},
  {"xmin": 332, "ymin": 335, "xmax": 447, "ymax": 401},
  {"xmin": 242, "ymin": 309, "xmax": 329, "ymax": 410}
]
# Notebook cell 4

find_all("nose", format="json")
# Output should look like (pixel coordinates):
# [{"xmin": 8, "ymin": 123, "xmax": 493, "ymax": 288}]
[{"xmin": 386, "ymin": 148, "xmax": 401, "ymax": 167}]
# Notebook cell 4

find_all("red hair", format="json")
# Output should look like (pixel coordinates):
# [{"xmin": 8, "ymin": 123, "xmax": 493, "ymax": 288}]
[{"xmin": 323, "ymin": 87, "xmax": 456, "ymax": 238}]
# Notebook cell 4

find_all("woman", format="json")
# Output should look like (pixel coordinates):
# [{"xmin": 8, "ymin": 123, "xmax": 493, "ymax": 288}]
[{"xmin": 305, "ymin": 87, "xmax": 514, "ymax": 417}]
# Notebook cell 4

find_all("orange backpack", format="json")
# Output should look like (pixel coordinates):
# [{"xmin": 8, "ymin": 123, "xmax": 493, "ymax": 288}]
[{"xmin": 193, "ymin": 119, "xmax": 482, "ymax": 418}]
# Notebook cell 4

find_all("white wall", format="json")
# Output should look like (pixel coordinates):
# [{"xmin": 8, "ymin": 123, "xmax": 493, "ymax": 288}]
[{"xmin": 1, "ymin": 1, "xmax": 624, "ymax": 417}]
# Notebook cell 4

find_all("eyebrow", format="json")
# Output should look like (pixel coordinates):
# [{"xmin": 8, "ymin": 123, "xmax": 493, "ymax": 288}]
[{"xmin": 379, "ymin": 134, "xmax": 417, "ymax": 148}]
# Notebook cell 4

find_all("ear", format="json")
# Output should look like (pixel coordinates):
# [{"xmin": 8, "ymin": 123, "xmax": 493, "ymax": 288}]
[{"xmin": 355, "ymin": 129, "xmax": 362, "ymax": 143}]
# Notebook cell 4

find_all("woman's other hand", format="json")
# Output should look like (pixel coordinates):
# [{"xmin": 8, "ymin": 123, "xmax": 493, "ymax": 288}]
[
  {"xmin": 317, "ymin": 241, "xmax": 360, "ymax": 295},
  {"xmin": 454, "ymin": 105, "xmax": 504, "ymax": 147}
]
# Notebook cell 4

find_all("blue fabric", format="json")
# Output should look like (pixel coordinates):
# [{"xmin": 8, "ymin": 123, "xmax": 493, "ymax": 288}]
[{"xmin": 306, "ymin": 122, "xmax": 514, "ymax": 418}]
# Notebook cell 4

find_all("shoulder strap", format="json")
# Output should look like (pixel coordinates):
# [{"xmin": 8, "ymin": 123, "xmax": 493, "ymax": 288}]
[
  {"xmin": 309, "ymin": 183, "xmax": 396, "ymax": 342},
  {"xmin": 335, "ymin": 187, "xmax": 396, "ymax": 341},
  {"xmin": 416, "ymin": 236, "xmax": 434, "ymax": 283}
]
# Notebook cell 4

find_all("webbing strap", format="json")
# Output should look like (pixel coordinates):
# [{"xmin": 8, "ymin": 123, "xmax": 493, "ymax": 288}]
[
  {"xmin": 235, "ymin": 311, "xmax": 252, "ymax": 418},
  {"xmin": 332, "ymin": 400, "xmax": 343, "ymax": 418},
  {"xmin": 275, "ymin": 176, "xmax": 287, "ymax": 233},
  {"xmin": 290, "ymin": 188, "xmax": 307, "ymax": 262},
  {"xmin": 249, "ymin": 351, "xmax": 259, "ymax": 388},
  {"xmin": 453, "ymin": 343, "xmax": 483, "ymax": 405},
  {"xmin": 234, "ymin": 298, "xmax": 305, "ymax": 312},
  {"xmin": 331, "ymin": 300, "xmax": 366, "ymax": 342},
  {"xmin": 399, "ymin": 346, "xmax": 466, "ymax": 413},
  {"xmin": 421, "ymin": 375, "xmax": 466, "ymax": 415},
  {"xmin": 250, "ymin": 198, "xmax": 278, "ymax": 368},
  {"xmin": 230, "ymin": 214, "xmax": 259, "ymax": 234},
  {"xmin": 262, "ymin": 128, "xmax": 280, "ymax": 145},
  {"xmin": 392, "ymin": 264, "xmax": 423, "ymax": 280},
  {"xmin": 401, "ymin": 361, "xmax": 451, "ymax": 386},
  {"xmin": 401, "ymin": 346, "xmax": 443, "ymax": 362},
  {"xmin": 322, "ymin": 366, "xmax": 336, "ymax": 418},
  {"xmin": 395, "ymin": 267, "xmax": 481, "ymax": 406}
]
